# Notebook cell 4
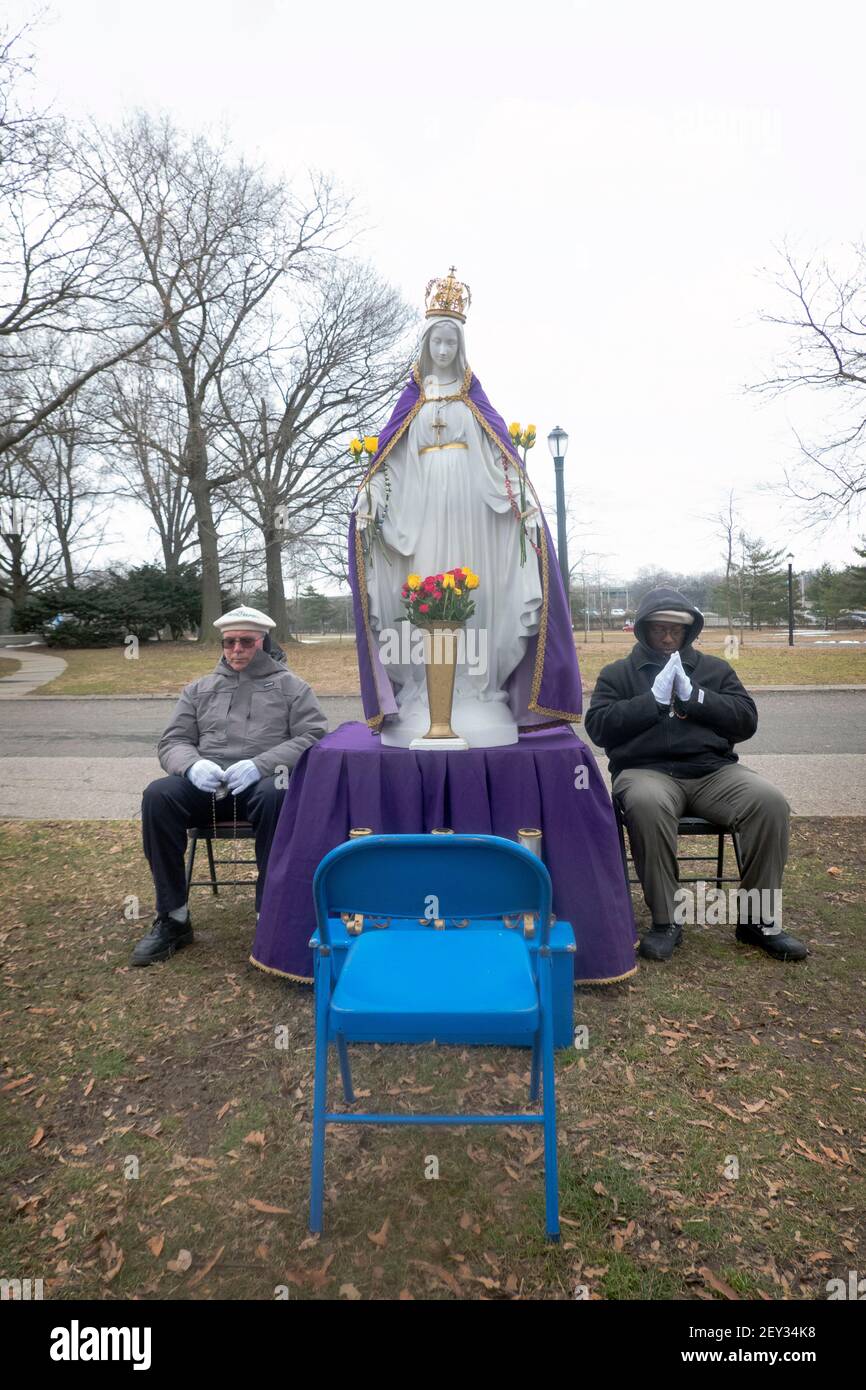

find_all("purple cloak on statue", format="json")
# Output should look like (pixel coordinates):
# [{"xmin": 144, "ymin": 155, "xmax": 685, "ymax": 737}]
[{"xmin": 349, "ymin": 365, "xmax": 583, "ymax": 731}]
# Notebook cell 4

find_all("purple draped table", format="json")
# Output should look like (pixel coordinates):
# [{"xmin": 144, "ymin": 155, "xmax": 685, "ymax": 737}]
[{"xmin": 251, "ymin": 721, "xmax": 637, "ymax": 986}]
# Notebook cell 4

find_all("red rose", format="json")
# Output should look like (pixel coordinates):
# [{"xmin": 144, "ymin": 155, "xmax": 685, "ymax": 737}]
[
  {"xmin": 432, "ymin": 589, "xmax": 442, "ymax": 600},
  {"xmin": 419, "ymin": 603, "xmax": 429, "ymax": 613},
  {"xmin": 409, "ymin": 592, "xmax": 418, "ymax": 602},
  {"xmin": 436, "ymin": 573, "xmax": 444, "ymax": 582}
]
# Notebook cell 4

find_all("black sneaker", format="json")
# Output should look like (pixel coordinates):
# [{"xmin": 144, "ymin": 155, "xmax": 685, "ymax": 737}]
[
  {"xmin": 638, "ymin": 923, "xmax": 683, "ymax": 961},
  {"xmin": 130, "ymin": 913, "xmax": 194, "ymax": 967},
  {"xmin": 735, "ymin": 922, "xmax": 808, "ymax": 961}
]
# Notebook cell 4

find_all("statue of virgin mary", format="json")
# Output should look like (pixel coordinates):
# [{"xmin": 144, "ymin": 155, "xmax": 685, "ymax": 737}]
[{"xmin": 349, "ymin": 268, "xmax": 582, "ymax": 747}]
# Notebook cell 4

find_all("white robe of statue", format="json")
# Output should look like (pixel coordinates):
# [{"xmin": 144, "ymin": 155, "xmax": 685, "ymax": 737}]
[{"xmin": 357, "ymin": 356, "xmax": 542, "ymax": 747}]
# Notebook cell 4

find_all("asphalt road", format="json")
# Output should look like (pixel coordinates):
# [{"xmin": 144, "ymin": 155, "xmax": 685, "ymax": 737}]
[
  {"xmin": 1, "ymin": 691, "xmax": 864, "ymax": 756},
  {"xmin": 2, "ymin": 692, "xmax": 865, "ymax": 818}
]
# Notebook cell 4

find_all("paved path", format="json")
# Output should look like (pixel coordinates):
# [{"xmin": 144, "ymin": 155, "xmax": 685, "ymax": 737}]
[
  {"xmin": 1, "ymin": 692, "xmax": 864, "ymax": 819},
  {"xmin": 0, "ymin": 649, "xmax": 66, "ymax": 698}
]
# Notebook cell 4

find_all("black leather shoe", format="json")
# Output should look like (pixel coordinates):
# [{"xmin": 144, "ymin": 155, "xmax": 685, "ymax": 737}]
[
  {"xmin": 638, "ymin": 923, "xmax": 683, "ymax": 961},
  {"xmin": 130, "ymin": 913, "xmax": 194, "ymax": 966},
  {"xmin": 735, "ymin": 922, "xmax": 808, "ymax": 961}
]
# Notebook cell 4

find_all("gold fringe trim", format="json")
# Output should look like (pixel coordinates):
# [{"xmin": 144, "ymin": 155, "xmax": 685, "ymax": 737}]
[
  {"xmin": 573, "ymin": 963, "xmax": 639, "ymax": 986},
  {"xmin": 248, "ymin": 954, "xmax": 312, "ymax": 985}
]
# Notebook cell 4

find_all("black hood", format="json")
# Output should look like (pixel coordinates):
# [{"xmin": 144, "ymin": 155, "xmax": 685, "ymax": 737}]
[{"xmin": 634, "ymin": 586, "xmax": 704, "ymax": 656}]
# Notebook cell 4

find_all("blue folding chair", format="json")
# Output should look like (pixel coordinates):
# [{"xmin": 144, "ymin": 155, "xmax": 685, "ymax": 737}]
[{"xmin": 309, "ymin": 833, "xmax": 573, "ymax": 1241}]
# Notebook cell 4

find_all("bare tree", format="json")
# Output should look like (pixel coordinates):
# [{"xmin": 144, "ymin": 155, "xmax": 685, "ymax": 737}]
[
  {"xmin": 752, "ymin": 243, "xmax": 866, "ymax": 523},
  {"xmin": 75, "ymin": 112, "xmax": 350, "ymax": 629},
  {"xmin": 93, "ymin": 356, "xmax": 199, "ymax": 576},
  {"xmin": 215, "ymin": 260, "xmax": 414, "ymax": 639},
  {"xmin": 0, "ymin": 24, "xmax": 202, "ymax": 456}
]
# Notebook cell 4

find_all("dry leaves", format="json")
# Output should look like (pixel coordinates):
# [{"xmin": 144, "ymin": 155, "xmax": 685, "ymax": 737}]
[
  {"xmin": 367, "ymin": 1217, "xmax": 390, "ymax": 1248},
  {"xmin": 699, "ymin": 1267, "xmax": 740, "ymax": 1300},
  {"xmin": 189, "ymin": 1246, "xmax": 224, "ymax": 1288},
  {"xmin": 166, "ymin": 1249, "xmax": 193, "ymax": 1273}
]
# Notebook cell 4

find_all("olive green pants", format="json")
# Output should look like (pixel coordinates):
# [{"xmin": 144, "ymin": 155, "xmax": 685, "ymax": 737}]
[{"xmin": 613, "ymin": 763, "xmax": 790, "ymax": 927}]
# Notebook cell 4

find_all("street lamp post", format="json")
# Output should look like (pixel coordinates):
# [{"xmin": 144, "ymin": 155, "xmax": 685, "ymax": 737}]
[
  {"xmin": 547, "ymin": 425, "xmax": 570, "ymax": 618},
  {"xmin": 787, "ymin": 552, "xmax": 794, "ymax": 647}
]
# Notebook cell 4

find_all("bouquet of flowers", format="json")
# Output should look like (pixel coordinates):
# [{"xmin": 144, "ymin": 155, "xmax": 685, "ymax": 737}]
[{"xmin": 401, "ymin": 567, "xmax": 479, "ymax": 625}]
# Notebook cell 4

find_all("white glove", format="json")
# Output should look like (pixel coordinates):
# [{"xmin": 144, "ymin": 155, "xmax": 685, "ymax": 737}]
[
  {"xmin": 650, "ymin": 655, "xmax": 677, "ymax": 705},
  {"xmin": 224, "ymin": 759, "xmax": 262, "ymax": 795},
  {"xmin": 187, "ymin": 759, "xmax": 226, "ymax": 793},
  {"xmin": 671, "ymin": 651, "xmax": 693, "ymax": 702}
]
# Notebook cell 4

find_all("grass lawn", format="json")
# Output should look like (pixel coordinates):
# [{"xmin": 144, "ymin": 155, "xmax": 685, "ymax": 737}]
[
  {"xmin": 26, "ymin": 633, "xmax": 866, "ymax": 697},
  {"xmin": 0, "ymin": 817, "xmax": 863, "ymax": 1301},
  {"xmin": 0, "ymin": 657, "xmax": 21, "ymax": 680}
]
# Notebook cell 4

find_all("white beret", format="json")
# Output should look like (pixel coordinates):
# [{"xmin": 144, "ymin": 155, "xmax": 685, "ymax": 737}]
[{"xmin": 213, "ymin": 605, "xmax": 276, "ymax": 634}]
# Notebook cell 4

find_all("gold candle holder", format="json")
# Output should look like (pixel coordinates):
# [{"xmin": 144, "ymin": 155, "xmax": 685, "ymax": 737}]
[
  {"xmin": 518, "ymin": 830, "xmax": 542, "ymax": 938},
  {"xmin": 431, "ymin": 828, "xmax": 454, "ymax": 835},
  {"xmin": 517, "ymin": 827, "xmax": 543, "ymax": 857},
  {"xmin": 348, "ymin": 827, "xmax": 373, "ymax": 838}
]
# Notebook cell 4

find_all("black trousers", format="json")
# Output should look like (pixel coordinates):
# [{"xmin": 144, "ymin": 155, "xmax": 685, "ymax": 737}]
[{"xmin": 141, "ymin": 774, "xmax": 285, "ymax": 914}]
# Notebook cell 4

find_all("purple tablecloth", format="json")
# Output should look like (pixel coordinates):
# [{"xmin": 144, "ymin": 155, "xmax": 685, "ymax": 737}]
[{"xmin": 251, "ymin": 722, "xmax": 637, "ymax": 985}]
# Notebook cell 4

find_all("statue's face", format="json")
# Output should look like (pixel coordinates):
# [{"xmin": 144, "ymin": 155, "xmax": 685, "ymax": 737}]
[{"xmin": 427, "ymin": 322, "xmax": 460, "ymax": 374}]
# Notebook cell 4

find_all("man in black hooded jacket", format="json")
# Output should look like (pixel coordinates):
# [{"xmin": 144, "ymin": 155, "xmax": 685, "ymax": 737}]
[{"xmin": 586, "ymin": 587, "xmax": 807, "ymax": 963}]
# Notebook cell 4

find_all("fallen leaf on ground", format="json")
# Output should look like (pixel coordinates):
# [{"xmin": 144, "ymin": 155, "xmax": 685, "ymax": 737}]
[
  {"xmin": 340, "ymin": 1283, "xmax": 362, "ymax": 1300},
  {"xmin": 699, "ymin": 1267, "xmax": 740, "ymax": 1300},
  {"xmin": 367, "ymin": 1217, "xmax": 390, "ymax": 1248},
  {"xmin": 167, "ymin": 1249, "xmax": 193, "ymax": 1273},
  {"xmin": 243, "ymin": 1131, "xmax": 266, "ymax": 1148},
  {"xmin": 28, "ymin": 1127, "xmax": 45, "ymax": 1149},
  {"xmin": 189, "ymin": 1245, "xmax": 224, "ymax": 1288},
  {"xmin": 147, "ymin": 1235, "xmax": 164, "ymax": 1257},
  {"xmin": 248, "ymin": 1198, "xmax": 292, "ymax": 1215}
]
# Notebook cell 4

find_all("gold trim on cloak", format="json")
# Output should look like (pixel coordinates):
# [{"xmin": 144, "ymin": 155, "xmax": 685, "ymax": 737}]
[
  {"xmin": 353, "ymin": 362, "xmax": 582, "ymax": 728},
  {"xmin": 249, "ymin": 953, "xmax": 313, "ymax": 984}
]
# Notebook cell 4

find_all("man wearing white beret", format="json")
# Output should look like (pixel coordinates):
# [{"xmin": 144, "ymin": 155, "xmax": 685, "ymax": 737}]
[{"xmin": 132, "ymin": 606, "xmax": 327, "ymax": 965}]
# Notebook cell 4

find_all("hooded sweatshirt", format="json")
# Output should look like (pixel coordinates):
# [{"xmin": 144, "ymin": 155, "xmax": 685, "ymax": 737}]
[
  {"xmin": 584, "ymin": 586, "xmax": 757, "ymax": 779},
  {"xmin": 158, "ymin": 648, "xmax": 327, "ymax": 779}
]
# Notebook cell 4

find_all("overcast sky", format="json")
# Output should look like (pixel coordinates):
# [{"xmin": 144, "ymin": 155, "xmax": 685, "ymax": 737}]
[{"xmin": 12, "ymin": 0, "xmax": 866, "ymax": 585}]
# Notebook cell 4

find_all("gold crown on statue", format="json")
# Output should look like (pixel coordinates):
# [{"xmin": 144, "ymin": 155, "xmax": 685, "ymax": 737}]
[{"xmin": 424, "ymin": 266, "xmax": 471, "ymax": 322}]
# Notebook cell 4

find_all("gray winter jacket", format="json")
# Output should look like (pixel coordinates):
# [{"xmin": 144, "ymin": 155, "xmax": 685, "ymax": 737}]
[{"xmin": 157, "ymin": 650, "xmax": 328, "ymax": 779}]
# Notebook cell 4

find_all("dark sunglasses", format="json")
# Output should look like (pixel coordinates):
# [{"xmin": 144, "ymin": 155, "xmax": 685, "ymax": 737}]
[{"xmin": 221, "ymin": 636, "xmax": 259, "ymax": 649}]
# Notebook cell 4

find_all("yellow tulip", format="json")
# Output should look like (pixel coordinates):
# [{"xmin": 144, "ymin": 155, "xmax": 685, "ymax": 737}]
[
  {"xmin": 407, "ymin": 574, "xmax": 422, "ymax": 590},
  {"xmin": 442, "ymin": 574, "xmax": 455, "ymax": 589},
  {"xmin": 454, "ymin": 587, "xmax": 462, "ymax": 595},
  {"xmin": 508, "ymin": 421, "xmax": 521, "ymax": 438},
  {"xmin": 349, "ymin": 437, "xmax": 363, "ymax": 456},
  {"xmin": 364, "ymin": 436, "xmax": 379, "ymax": 455},
  {"xmin": 465, "ymin": 573, "xmax": 479, "ymax": 590}
]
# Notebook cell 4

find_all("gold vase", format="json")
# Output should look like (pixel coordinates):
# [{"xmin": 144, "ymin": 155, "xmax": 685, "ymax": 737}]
[{"xmin": 419, "ymin": 620, "xmax": 463, "ymax": 741}]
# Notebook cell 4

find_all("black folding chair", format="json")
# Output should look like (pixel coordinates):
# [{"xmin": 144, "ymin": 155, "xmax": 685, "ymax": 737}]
[
  {"xmin": 613, "ymin": 797, "xmax": 744, "ymax": 892},
  {"xmin": 184, "ymin": 821, "xmax": 257, "ymax": 896}
]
